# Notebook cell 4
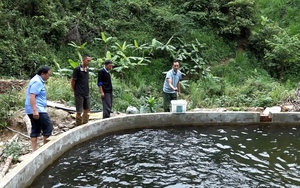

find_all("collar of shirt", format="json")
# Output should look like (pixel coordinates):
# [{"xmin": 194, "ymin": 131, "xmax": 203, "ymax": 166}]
[
  {"xmin": 80, "ymin": 63, "xmax": 88, "ymax": 72},
  {"xmin": 172, "ymin": 69, "xmax": 177, "ymax": 75},
  {"xmin": 104, "ymin": 67, "xmax": 109, "ymax": 73},
  {"xmin": 37, "ymin": 74, "xmax": 45, "ymax": 84}
]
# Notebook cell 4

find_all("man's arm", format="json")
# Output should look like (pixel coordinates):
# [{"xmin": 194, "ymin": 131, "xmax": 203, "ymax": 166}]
[
  {"xmin": 177, "ymin": 81, "xmax": 181, "ymax": 92},
  {"xmin": 98, "ymin": 70, "xmax": 105, "ymax": 98},
  {"xmin": 98, "ymin": 85, "xmax": 105, "ymax": 98},
  {"xmin": 177, "ymin": 81, "xmax": 181, "ymax": 96},
  {"xmin": 71, "ymin": 78, "xmax": 76, "ymax": 93},
  {"xmin": 29, "ymin": 93, "xmax": 39, "ymax": 119},
  {"xmin": 167, "ymin": 78, "xmax": 177, "ymax": 91},
  {"xmin": 71, "ymin": 67, "xmax": 78, "ymax": 94}
]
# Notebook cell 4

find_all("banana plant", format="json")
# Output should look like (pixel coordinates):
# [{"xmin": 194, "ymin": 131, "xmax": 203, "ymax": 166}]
[
  {"xmin": 157, "ymin": 36, "xmax": 176, "ymax": 52},
  {"xmin": 133, "ymin": 40, "xmax": 151, "ymax": 56},
  {"xmin": 112, "ymin": 41, "xmax": 134, "ymax": 53},
  {"xmin": 144, "ymin": 95, "xmax": 156, "ymax": 113},
  {"xmin": 67, "ymin": 41, "xmax": 87, "ymax": 68},
  {"xmin": 52, "ymin": 58, "xmax": 74, "ymax": 77},
  {"xmin": 68, "ymin": 41, "xmax": 87, "ymax": 51},
  {"xmin": 95, "ymin": 32, "xmax": 114, "ymax": 55},
  {"xmin": 149, "ymin": 36, "xmax": 176, "ymax": 57},
  {"xmin": 96, "ymin": 51, "xmax": 118, "ymax": 68}
]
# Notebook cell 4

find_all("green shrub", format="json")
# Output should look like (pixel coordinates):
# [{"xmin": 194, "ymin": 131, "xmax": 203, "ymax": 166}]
[
  {"xmin": 3, "ymin": 141, "xmax": 23, "ymax": 161},
  {"xmin": 0, "ymin": 88, "xmax": 24, "ymax": 129},
  {"xmin": 46, "ymin": 76, "xmax": 74, "ymax": 106}
]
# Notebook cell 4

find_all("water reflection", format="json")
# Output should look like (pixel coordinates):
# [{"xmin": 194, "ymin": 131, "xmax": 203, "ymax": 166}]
[{"xmin": 31, "ymin": 125, "xmax": 300, "ymax": 187}]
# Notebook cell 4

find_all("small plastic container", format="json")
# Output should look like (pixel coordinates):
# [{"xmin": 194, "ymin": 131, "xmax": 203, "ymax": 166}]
[{"xmin": 171, "ymin": 100, "xmax": 187, "ymax": 113}]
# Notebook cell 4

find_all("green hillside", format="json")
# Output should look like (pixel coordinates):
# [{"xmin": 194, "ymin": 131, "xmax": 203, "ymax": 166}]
[{"xmin": 0, "ymin": 0, "xmax": 299, "ymax": 114}]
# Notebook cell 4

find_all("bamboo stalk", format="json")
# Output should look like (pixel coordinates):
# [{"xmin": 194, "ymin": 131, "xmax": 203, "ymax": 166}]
[
  {"xmin": 6, "ymin": 127, "xmax": 30, "ymax": 139},
  {"xmin": 0, "ymin": 155, "xmax": 13, "ymax": 179},
  {"xmin": 23, "ymin": 114, "xmax": 31, "ymax": 136}
]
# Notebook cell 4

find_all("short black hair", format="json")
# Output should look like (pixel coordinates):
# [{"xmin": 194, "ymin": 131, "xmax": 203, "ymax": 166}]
[
  {"xmin": 82, "ymin": 54, "xmax": 91, "ymax": 59},
  {"xmin": 104, "ymin": 60, "xmax": 113, "ymax": 65},
  {"xmin": 173, "ymin": 60, "xmax": 180, "ymax": 64},
  {"xmin": 37, "ymin": 66, "xmax": 50, "ymax": 75}
]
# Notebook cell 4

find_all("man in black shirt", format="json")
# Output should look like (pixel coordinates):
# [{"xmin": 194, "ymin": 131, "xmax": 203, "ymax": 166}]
[
  {"xmin": 71, "ymin": 54, "xmax": 91, "ymax": 125},
  {"xmin": 98, "ymin": 60, "xmax": 113, "ymax": 119}
]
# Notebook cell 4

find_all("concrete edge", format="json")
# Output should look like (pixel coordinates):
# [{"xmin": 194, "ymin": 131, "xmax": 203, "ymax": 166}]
[
  {"xmin": 270, "ymin": 112, "xmax": 300, "ymax": 123},
  {"xmin": 1, "ymin": 111, "xmax": 297, "ymax": 188}
]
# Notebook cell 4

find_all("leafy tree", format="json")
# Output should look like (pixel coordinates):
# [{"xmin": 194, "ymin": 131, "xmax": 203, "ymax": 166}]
[
  {"xmin": 175, "ymin": 38, "xmax": 209, "ymax": 80},
  {"xmin": 265, "ymin": 31, "xmax": 300, "ymax": 80},
  {"xmin": 218, "ymin": 0, "xmax": 256, "ymax": 39},
  {"xmin": 182, "ymin": 0, "xmax": 257, "ymax": 43},
  {"xmin": 249, "ymin": 16, "xmax": 282, "ymax": 59}
]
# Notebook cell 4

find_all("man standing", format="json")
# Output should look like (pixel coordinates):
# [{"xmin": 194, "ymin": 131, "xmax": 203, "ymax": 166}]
[
  {"xmin": 163, "ymin": 61, "xmax": 183, "ymax": 112},
  {"xmin": 71, "ymin": 54, "xmax": 92, "ymax": 125},
  {"xmin": 98, "ymin": 60, "xmax": 113, "ymax": 119},
  {"xmin": 25, "ymin": 66, "xmax": 53, "ymax": 152}
]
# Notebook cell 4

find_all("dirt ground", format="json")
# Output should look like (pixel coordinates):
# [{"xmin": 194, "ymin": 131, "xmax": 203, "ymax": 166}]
[
  {"xmin": 0, "ymin": 106, "xmax": 75, "ymax": 178},
  {"xmin": 0, "ymin": 108, "xmax": 74, "ymax": 142}
]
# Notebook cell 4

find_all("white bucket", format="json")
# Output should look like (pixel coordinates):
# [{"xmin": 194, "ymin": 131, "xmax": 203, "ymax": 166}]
[{"xmin": 171, "ymin": 100, "xmax": 187, "ymax": 113}]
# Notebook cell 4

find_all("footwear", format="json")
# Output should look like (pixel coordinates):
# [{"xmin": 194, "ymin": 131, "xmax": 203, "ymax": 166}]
[
  {"xmin": 82, "ymin": 114, "xmax": 89, "ymax": 124},
  {"xmin": 76, "ymin": 116, "xmax": 83, "ymax": 126}
]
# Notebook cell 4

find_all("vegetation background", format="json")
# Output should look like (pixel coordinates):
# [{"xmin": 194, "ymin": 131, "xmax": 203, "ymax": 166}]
[{"xmin": 0, "ymin": 0, "xmax": 300, "ymax": 127}]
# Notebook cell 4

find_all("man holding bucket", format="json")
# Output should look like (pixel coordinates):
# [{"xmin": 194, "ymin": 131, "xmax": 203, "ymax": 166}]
[{"xmin": 162, "ymin": 60, "xmax": 182, "ymax": 112}]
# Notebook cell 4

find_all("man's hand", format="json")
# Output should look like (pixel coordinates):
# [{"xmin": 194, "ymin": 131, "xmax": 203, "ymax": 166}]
[
  {"xmin": 33, "ymin": 110, "xmax": 39, "ymax": 119},
  {"xmin": 101, "ymin": 92, "xmax": 105, "ymax": 98}
]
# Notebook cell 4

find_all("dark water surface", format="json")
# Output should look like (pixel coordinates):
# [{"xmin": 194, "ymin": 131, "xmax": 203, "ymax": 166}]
[{"xmin": 30, "ymin": 125, "xmax": 300, "ymax": 188}]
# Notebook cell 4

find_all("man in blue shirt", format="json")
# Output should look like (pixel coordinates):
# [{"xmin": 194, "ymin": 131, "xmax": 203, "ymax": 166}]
[
  {"xmin": 163, "ymin": 61, "xmax": 182, "ymax": 112},
  {"xmin": 25, "ymin": 66, "xmax": 53, "ymax": 152}
]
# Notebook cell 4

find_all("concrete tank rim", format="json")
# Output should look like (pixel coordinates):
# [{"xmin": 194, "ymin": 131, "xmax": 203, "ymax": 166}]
[{"xmin": 1, "ymin": 111, "xmax": 300, "ymax": 188}]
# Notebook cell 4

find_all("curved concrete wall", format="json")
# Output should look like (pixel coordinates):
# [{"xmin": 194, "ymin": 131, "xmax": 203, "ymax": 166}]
[{"xmin": 0, "ymin": 111, "xmax": 297, "ymax": 188}]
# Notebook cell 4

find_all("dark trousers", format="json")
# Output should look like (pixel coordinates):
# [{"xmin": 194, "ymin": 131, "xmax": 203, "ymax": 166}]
[
  {"xmin": 28, "ymin": 113, "xmax": 53, "ymax": 137},
  {"xmin": 163, "ymin": 92, "xmax": 177, "ymax": 112},
  {"xmin": 102, "ymin": 92, "xmax": 113, "ymax": 119}
]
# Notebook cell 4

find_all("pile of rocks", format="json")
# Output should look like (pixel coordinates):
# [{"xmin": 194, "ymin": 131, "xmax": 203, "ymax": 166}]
[{"xmin": 0, "ymin": 80, "xmax": 28, "ymax": 94}]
